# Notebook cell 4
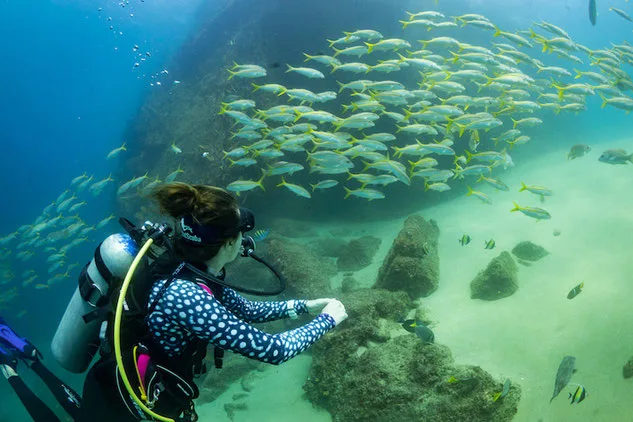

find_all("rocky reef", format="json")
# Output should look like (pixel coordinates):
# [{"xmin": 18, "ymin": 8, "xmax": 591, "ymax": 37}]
[
  {"xmin": 374, "ymin": 215, "xmax": 440, "ymax": 299},
  {"xmin": 198, "ymin": 348, "xmax": 265, "ymax": 405},
  {"xmin": 470, "ymin": 251, "xmax": 519, "ymax": 301},
  {"xmin": 336, "ymin": 235, "xmax": 382, "ymax": 272},
  {"xmin": 511, "ymin": 241, "xmax": 549, "ymax": 262},
  {"xmin": 304, "ymin": 289, "xmax": 520, "ymax": 422},
  {"xmin": 265, "ymin": 237, "xmax": 335, "ymax": 298}
]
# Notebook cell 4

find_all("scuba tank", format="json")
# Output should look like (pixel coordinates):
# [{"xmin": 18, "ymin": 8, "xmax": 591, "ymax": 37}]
[{"xmin": 51, "ymin": 233, "xmax": 142, "ymax": 373}]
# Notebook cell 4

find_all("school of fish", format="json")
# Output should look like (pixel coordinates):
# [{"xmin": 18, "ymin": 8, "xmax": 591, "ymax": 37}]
[{"xmin": 215, "ymin": 9, "xmax": 632, "ymax": 217}]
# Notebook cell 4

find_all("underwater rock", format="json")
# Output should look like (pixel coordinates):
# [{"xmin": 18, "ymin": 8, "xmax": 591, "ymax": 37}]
[
  {"xmin": 270, "ymin": 218, "xmax": 318, "ymax": 238},
  {"xmin": 304, "ymin": 289, "xmax": 520, "ymax": 422},
  {"xmin": 470, "ymin": 251, "xmax": 519, "ymax": 301},
  {"xmin": 511, "ymin": 241, "xmax": 549, "ymax": 262},
  {"xmin": 337, "ymin": 235, "xmax": 382, "ymax": 271},
  {"xmin": 623, "ymin": 356, "xmax": 633, "ymax": 379},
  {"xmin": 313, "ymin": 236, "xmax": 348, "ymax": 258},
  {"xmin": 224, "ymin": 402, "xmax": 247, "ymax": 422},
  {"xmin": 197, "ymin": 353, "xmax": 263, "ymax": 405},
  {"xmin": 240, "ymin": 372, "xmax": 258, "ymax": 392},
  {"xmin": 374, "ymin": 215, "xmax": 440, "ymax": 299},
  {"xmin": 232, "ymin": 392, "xmax": 248, "ymax": 400},
  {"xmin": 266, "ymin": 237, "xmax": 335, "ymax": 298},
  {"xmin": 341, "ymin": 276, "xmax": 361, "ymax": 293}
]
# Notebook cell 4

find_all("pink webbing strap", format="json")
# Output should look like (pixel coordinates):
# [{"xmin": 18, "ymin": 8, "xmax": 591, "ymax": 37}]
[
  {"xmin": 137, "ymin": 353, "xmax": 151, "ymax": 386},
  {"xmin": 197, "ymin": 283, "xmax": 213, "ymax": 297}
]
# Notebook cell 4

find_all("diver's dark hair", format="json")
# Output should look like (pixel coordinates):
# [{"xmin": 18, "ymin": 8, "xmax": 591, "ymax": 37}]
[{"xmin": 150, "ymin": 182, "xmax": 240, "ymax": 263}]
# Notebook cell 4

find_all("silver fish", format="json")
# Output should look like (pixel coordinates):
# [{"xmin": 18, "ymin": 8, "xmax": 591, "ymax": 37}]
[{"xmin": 550, "ymin": 356, "xmax": 576, "ymax": 402}]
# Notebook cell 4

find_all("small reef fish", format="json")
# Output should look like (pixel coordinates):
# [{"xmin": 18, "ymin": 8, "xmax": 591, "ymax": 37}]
[
  {"xmin": 401, "ymin": 319, "xmax": 435, "ymax": 344},
  {"xmin": 170, "ymin": 141, "xmax": 182, "ymax": 154},
  {"xmin": 510, "ymin": 202, "xmax": 551, "ymax": 220},
  {"xmin": 165, "ymin": 166, "xmax": 184, "ymax": 183},
  {"xmin": 551, "ymin": 356, "xmax": 576, "ymax": 402},
  {"xmin": 117, "ymin": 174, "xmax": 149, "ymax": 196},
  {"xmin": 569, "ymin": 384, "xmax": 588, "ymax": 405},
  {"xmin": 227, "ymin": 64, "xmax": 267, "ymax": 79},
  {"xmin": 70, "ymin": 172, "xmax": 88, "ymax": 185},
  {"xmin": 459, "ymin": 234, "xmax": 471, "ymax": 246},
  {"xmin": 598, "ymin": 149, "xmax": 633, "ymax": 165},
  {"xmin": 310, "ymin": 179, "xmax": 339, "ymax": 191},
  {"xmin": 610, "ymin": 7, "xmax": 633, "ymax": 22},
  {"xmin": 343, "ymin": 187, "xmax": 385, "ymax": 200},
  {"xmin": 227, "ymin": 170, "xmax": 266, "ymax": 193},
  {"xmin": 493, "ymin": 378, "xmax": 511, "ymax": 402},
  {"xmin": 106, "ymin": 143, "xmax": 126, "ymax": 160},
  {"xmin": 285, "ymin": 64, "xmax": 325, "ymax": 79},
  {"xmin": 277, "ymin": 177, "xmax": 311, "ymax": 199},
  {"xmin": 519, "ymin": 182, "xmax": 553, "ymax": 197},
  {"xmin": 567, "ymin": 144, "xmax": 591, "ymax": 160},
  {"xmin": 96, "ymin": 214, "xmax": 116, "ymax": 229},
  {"xmin": 478, "ymin": 175, "xmax": 509, "ymax": 191},
  {"xmin": 567, "ymin": 282, "xmax": 584, "ymax": 299},
  {"xmin": 251, "ymin": 229, "xmax": 270, "ymax": 242},
  {"xmin": 484, "ymin": 239, "xmax": 496, "ymax": 250},
  {"xmin": 466, "ymin": 186, "xmax": 492, "ymax": 204}
]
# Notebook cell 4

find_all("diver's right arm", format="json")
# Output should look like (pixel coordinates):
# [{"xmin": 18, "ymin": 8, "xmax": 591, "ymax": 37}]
[{"xmin": 150, "ymin": 279, "xmax": 339, "ymax": 365}]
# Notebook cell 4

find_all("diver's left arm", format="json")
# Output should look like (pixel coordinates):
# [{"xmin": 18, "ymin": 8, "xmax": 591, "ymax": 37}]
[{"xmin": 221, "ymin": 289, "xmax": 334, "ymax": 323}]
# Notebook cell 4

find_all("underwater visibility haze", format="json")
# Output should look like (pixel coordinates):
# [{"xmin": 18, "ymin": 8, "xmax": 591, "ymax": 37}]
[{"xmin": 1, "ymin": 0, "xmax": 633, "ymax": 421}]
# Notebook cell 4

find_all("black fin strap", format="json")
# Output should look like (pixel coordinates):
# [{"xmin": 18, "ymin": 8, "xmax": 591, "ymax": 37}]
[{"xmin": 214, "ymin": 347, "xmax": 224, "ymax": 369}]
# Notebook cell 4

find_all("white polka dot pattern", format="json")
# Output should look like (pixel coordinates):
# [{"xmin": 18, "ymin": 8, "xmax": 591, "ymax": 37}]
[{"xmin": 146, "ymin": 279, "xmax": 335, "ymax": 364}]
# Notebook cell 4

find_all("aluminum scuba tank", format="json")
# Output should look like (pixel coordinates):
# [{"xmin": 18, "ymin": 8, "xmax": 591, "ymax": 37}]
[{"xmin": 51, "ymin": 233, "xmax": 139, "ymax": 373}]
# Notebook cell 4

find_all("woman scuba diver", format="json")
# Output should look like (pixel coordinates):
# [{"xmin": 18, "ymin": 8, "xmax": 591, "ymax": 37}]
[{"xmin": 73, "ymin": 182, "xmax": 348, "ymax": 422}]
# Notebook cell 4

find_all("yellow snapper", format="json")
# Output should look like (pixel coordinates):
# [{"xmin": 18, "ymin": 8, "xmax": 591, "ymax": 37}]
[{"xmin": 277, "ymin": 177, "xmax": 311, "ymax": 198}]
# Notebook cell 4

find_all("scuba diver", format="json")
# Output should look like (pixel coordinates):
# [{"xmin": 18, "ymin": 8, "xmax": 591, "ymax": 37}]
[
  {"xmin": 0, "ymin": 315, "xmax": 81, "ymax": 421},
  {"xmin": 52, "ymin": 182, "xmax": 347, "ymax": 422}
]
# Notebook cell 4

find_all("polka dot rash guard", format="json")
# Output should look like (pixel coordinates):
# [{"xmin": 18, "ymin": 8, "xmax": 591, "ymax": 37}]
[{"xmin": 146, "ymin": 279, "xmax": 336, "ymax": 364}]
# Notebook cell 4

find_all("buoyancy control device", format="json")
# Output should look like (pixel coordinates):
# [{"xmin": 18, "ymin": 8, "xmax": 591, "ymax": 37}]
[{"xmin": 51, "ymin": 217, "xmax": 285, "ymax": 374}]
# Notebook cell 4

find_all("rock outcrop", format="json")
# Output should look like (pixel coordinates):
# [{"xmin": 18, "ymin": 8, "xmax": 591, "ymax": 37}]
[
  {"xmin": 374, "ymin": 215, "xmax": 440, "ymax": 299},
  {"xmin": 304, "ymin": 289, "xmax": 521, "ymax": 422},
  {"xmin": 337, "ymin": 235, "xmax": 382, "ymax": 272},
  {"xmin": 470, "ymin": 251, "xmax": 518, "ymax": 301},
  {"xmin": 511, "ymin": 241, "xmax": 549, "ymax": 262}
]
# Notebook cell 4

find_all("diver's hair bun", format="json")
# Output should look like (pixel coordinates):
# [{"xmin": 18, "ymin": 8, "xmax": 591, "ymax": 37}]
[{"xmin": 150, "ymin": 182, "xmax": 238, "ymax": 226}]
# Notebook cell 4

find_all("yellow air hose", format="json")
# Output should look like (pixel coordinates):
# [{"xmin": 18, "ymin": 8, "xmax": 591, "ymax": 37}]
[{"xmin": 113, "ymin": 237, "xmax": 175, "ymax": 422}]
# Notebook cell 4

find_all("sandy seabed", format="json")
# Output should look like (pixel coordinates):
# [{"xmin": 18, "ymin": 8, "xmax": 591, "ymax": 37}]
[{"xmin": 195, "ymin": 140, "xmax": 633, "ymax": 422}]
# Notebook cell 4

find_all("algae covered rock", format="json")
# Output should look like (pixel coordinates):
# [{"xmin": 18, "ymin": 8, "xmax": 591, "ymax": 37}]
[
  {"xmin": 198, "ymin": 352, "xmax": 263, "ymax": 405},
  {"xmin": 623, "ymin": 356, "xmax": 633, "ymax": 379},
  {"xmin": 266, "ymin": 237, "xmax": 335, "ymax": 298},
  {"xmin": 270, "ymin": 218, "xmax": 318, "ymax": 238},
  {"xmin": 337, "ymin": 235, "xmax": 382, "ymax": 271},
  {"xmin": 374, "ymin": 215, "xmax": 440, "ymax": 299},
  {"xmin": 313, "ymin": 236, "xmax": 348, "ymax": 258},
  {"xmin": 304, "ymin": 290, "xmax": 520, "ymax": 422},
  {"xmin": 511, "ymin": 241, "xmax": 549, "ymax": 262},
  {"xmin": 470, "ymin": 251, "xmax": 518, "ymax": 301},
  {"xmin": 341, "ymin": 276, "xmax": 361, "ymax": 293}
]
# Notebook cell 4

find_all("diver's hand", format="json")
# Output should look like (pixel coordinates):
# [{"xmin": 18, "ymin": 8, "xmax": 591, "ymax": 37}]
[
  {"xmin": 305, "ymin": 298, "xmax": 335, "ymax": 314},
  {"xmin": 321, "ymin": 300, "xmax": 348, "ymax": 326}
]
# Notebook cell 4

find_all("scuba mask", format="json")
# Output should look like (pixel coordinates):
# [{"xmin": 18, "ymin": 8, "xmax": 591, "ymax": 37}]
[
  {"xmin": 179, "ymin": 207, "xmax": 255, "ymax": 246},
  {"xmin": 126, "ymin": 207, "xmax": 284, "ymax": 296}
]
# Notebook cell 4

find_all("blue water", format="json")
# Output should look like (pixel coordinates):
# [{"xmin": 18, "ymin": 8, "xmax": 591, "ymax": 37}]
[{"xmin": 0, "ymin": 0, "xmax": 631, "ymax": 420}]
